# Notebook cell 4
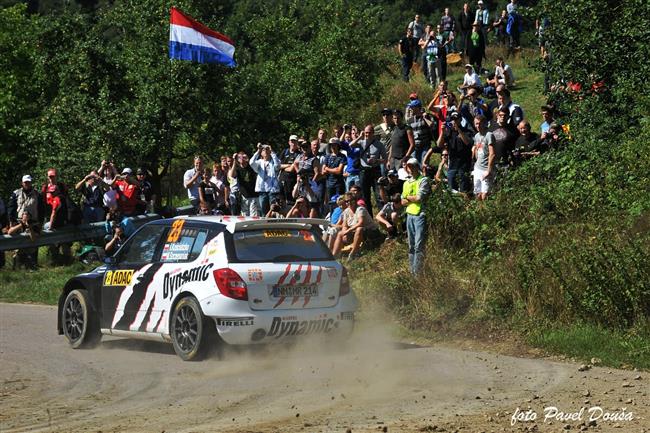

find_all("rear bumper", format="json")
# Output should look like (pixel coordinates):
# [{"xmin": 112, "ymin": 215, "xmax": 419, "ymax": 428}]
[{"xmin": 198, "ymin": 292, "xmax": 358, "ymax": 345}]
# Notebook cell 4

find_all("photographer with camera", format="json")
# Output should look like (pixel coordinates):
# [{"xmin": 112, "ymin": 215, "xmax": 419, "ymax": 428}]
[
  {"xmin": 436, "ymin": 111, "xmax": 472, "ymax": 193},
  {"xmin": 378, "ymin": 169, "xmax": 404, "ymax": 205},
  {"xmin": 105, "ymin": 222, "xmax": 126, "ymax": 256},
  {"xmin": 75, "ymin": 170, "xmax": 109, "ymax": 223},
  {"xmin": 292, "ymin": 172, "xmax": 320, "ymax": 218},
  {"xmin": 250, "ymin": 142, "xmax": 281, "ymax": 216},
  {"xmin": 375, "ymin": 193, "xmax": 403, "ymax": 240},
  {"xmin": 98, "ymin": 159, "xmax": 118, "ymax": 186}
]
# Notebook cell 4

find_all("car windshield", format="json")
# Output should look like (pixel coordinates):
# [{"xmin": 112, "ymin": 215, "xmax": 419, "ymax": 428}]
[{"xmin": 231, "ymin": 228, "xmax": 333, "ymax": 262}]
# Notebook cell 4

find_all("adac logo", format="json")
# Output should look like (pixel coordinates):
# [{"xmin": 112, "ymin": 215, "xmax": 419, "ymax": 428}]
[{"xmin": 104, "ymin": 270, "xmax": 134, "ymax": 286}]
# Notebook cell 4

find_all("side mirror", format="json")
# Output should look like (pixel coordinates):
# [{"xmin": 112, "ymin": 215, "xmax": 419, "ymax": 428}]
[{"xmin": 103, "ymin": 256, "xmax": 116, "ymax": 265}]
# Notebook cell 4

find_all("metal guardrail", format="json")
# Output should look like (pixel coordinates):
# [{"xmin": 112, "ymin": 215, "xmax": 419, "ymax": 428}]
[{"xmin": 0, "ymin": 205, "xmax": 194, "ymax": 252}]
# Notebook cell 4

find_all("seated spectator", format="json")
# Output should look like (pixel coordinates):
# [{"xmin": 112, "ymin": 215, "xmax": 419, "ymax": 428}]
[
  {"xmin": 378, "ymin": 169, "xmax": 404, "ymax": 204},
  {"xmin": 324, "ymin": 195, "xmax": 347, "ymax": 249},
  {"xmin": 486, "ymin": 57, "xmax": 515, "ymax": 95},
  {"xmin": 331, "ymin": 193, "xmax": 381, "ymax": 260},
  {"xmin": 42, "ymin": 168, "xmax": 72, "ymax": 264},
  {"xmin": 105, "ymin": 222, "xmax": 126, "ymax": 256},
  {"xmin": 105, "ymin": 208, "xmax": 135, "ymax": 241},
  {"xmin": 348, "ymin": 184, "xmax": 366, "ymax": 208},
  {"xmin": 8, "ymin": 175, "xmax": 42, "ymax": 269},
  {"xmin": 513, "ymin": 120, "xmax": 540, "ymax": 164},
  {"xmin": 458, "ymin": 64, "xmax": 482, "ymax": 94},
  {"xmin": 375, "ymin": 193, "xmax": 403, "ymax": 240},
  {"xmin": 287, "ymin": 196, "xmax": 310, "ymax": 218},
  {"xmin": 75, "ymin": 170, "xmax": 108, "ymax": 223},
  {"xmin": 540, "ymin": 105, "xmax": 555, "ymax": 135}
]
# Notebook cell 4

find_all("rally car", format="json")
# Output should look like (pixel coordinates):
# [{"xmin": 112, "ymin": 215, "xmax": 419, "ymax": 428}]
[{"xmin": 57, "ymin": 216, "xmax": 358, "ymax": 360}]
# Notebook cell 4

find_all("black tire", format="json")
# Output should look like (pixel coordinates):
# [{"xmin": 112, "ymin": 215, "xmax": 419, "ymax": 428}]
[
  {"xmin": 171, "ymin": 297, "xmax": 212, "ymax": 361},
  {"xmin": 62, "ymin": 289, "xmax": 101, "ymax": 349}
]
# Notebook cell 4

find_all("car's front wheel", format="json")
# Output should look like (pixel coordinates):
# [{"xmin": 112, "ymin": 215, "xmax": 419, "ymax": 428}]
[
  {"xmin": 171, "ymin": 297, "xmax": 212, "ymax": 361},
  {"xmin": 62, "ymin": 289, "xmax": 101, "ymax": 348}
]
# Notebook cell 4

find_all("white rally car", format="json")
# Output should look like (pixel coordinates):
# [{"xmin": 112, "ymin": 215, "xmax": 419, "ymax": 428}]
[{"xmin": 57, "ymin": 216, "xmax": 358, "ymax": 360}]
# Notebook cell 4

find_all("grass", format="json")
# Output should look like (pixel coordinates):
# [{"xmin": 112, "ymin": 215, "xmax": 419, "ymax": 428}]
[{"xmin": 0, "ymin": 249, "xmax": 94, "ymax": 305}]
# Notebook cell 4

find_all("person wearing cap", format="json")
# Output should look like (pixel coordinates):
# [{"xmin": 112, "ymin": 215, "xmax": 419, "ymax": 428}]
[
  {"xmin": 398, "ymin": 27, "xmax": 415, "ymax": 82},
  {"xmin": 292, "ymin": 140, "xmax": 322, "ymax": 217},
  {"xmin": 375, "ymin": 108, "xmax": 395, "ymax": 153},
  {"xmin": 472, "ymin": 114, "xmax": 495, "ymax": 201},
  {"xmin": 378, "ymin": 168, "xmax": 404, "ymax": 205},
  {"xmin": 75, "ymin": 170, "xmax": 109, "ymax": 223},
  {"xmin": 467, "ymin": 22, "xmax": 486, "ymax": 72},
  {"xmin": 135, "ymin": 168, "xmax": 155, "ymax": 214},
  {"xmin": 401, "ymin": 158, "xmax": 431, "ymax": 274},
  {"xmin": 322, "ymin": 138, "xmax": 347, "ymax": 209},
  {"xmin": 350, "ymin": 124, "xmax": 387, "ymax": 216},
  {"xmin": 459, "ymin": 64, "xmax": 482, "ymax": 95},
  {"xmin": 407, "ymin": 99, "xmax": 435, "ymax": 164},
  {"xmin": 475, "ymin": 1, "xmax": 490, "ymax": 45},
  {"xmin": 387, "ymin": 109, "xmax": 415, "ymax": 171},
  {"xmin": 113, "ymin": 167, "xmax": 141, "ymax": 217},
  {"xmin": 7, "ymin": 175, "xmax": 44, "ymax": 268},
  {"xmin": 375, "ymin": 193, "xmax": 403, "ymax": 240},
  {"xmin": 405, "ymin": 92, "xmax": 419, "ymax": 121},
  {"xmin": 279, "ymin": 135, "xmax": 301, "ymax": 205},
  {"xmin": 184, "ymin": 156, "xmax": 204, "ymax": 212}
]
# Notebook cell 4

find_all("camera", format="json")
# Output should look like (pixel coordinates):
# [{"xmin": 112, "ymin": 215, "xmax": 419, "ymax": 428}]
[{"xmin": 343, "ymin": 124, "xmax": 351, "ymax": 130}]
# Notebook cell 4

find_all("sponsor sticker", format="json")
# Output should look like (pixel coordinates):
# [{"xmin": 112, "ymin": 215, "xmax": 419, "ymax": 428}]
[
  {"xmin": 247, "ymin": 268, "xmax": 263, "ymax": 282},
  {"xmin": 104, "ymin": 269, "xmax": 134, "ymax": 286},
  {"xmin": 163, "ymin": 263, "xmax": 214, "ymax": 299},
  {"xmin": 265, "ymin": 316, "xmax": 338, "ymax": 339},
  {"xmin": 263, "ymin": 229, "xmax": 290, "ymax": 238},
  {"xmin": 167, "ymin": 219, "xmax": 185, "ymax": 243}
]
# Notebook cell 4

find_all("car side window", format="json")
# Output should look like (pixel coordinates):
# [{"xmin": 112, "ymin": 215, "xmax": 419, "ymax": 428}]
[
  {"xmin": 119, "ymin": 225, "xmax": 165, "ymax": 264},
  {"xmin": 159, "ymin": 227, "xmax": 209, "ymax": 263}
]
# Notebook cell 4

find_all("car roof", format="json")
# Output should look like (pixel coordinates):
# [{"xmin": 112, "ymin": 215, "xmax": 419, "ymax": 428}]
[{"xmin": 153, "ymin": 215, "xmax": 330, "ymax": 232}]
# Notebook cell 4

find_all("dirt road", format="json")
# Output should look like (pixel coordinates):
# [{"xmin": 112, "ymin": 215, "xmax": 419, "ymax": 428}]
[{"xmin": 0, "ymin": 303, "xmax": 647, "ymax": 433}]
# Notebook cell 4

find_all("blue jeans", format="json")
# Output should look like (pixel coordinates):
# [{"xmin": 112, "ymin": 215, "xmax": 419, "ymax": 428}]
[
  {"xmin": 447, "ymin": 165, "xmax": 471, "ymax": 193},
  {"xmin": 345, "ymin": 173, "xmax": 360, "ymax": 191},
  {"xmin": 406, "ymin": 213, "xmax": 427, "ymax": 274},
  {"xmin": 413, "ymin": 147, "xmax": 430, "ymax": 165},
  {"xmin": 257, "ymin": 192, "xmax": 278, "ymax": 216},
  {"xmin": 83, "ymin": 206, "xmax": 105, "ymax": 223}
]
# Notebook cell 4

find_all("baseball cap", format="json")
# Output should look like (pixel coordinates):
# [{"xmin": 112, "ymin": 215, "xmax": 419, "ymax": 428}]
[
  {"xmin": 478, "ymin": 1, "xmax": 484, "ymax": 5},
  {"xmin": 136, "ymin": 168, "xmax": 146, "ymax": 175},
  {"xmin": 289, "ymin": 134, "xmax": 299, "ymax": 141},
  {"xmin": 22, "ymin": 175, "xmax": 33, "ymax": 183},
  {"xmin": 381, "ymin": 107, "xmax": 393, "ymax": 115},
  {"xmin": 465, "ymin": 63, "xmax": 473, "ymax": 68},
  {"xmin": 408, "ymin": 99, "xmax": 422, "ymax": 108},
  {"xmin": 122, "ymin": 167, "xmax": 133, "ymax": 175},
  {"xmin": 406, "ymin": 158, "xmax": 420, "ymax": 167},
  {"xmin": 409, "ymin": 92, "xmax": 418, "ymax": 100},
  {"xmin": 387, "ymin": 169, "xmax": 398, "ymax": 177}
]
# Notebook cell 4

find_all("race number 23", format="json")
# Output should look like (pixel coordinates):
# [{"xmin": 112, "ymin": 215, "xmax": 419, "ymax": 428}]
[{"xmin": 167, "ymin": 219, "xmax": 185, "ymax": 243}]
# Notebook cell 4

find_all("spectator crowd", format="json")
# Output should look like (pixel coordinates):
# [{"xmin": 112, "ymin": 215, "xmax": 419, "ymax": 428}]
[{"xmin": 1, "ymin": 0, "xmax": 562, "ymax": 275}]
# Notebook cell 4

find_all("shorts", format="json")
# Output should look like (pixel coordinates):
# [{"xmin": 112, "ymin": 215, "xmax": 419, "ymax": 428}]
[{"xmin": 473, "ymin": 169, "xmax": 492, "ymax": 194}]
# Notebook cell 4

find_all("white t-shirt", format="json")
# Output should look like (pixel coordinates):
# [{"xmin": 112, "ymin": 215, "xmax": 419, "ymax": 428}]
[{"xmin": 463, "ymin": 72, "xmax": 482, "ymax": 87}]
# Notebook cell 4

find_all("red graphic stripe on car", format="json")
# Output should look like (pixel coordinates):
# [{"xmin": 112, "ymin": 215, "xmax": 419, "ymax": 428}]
[{"xmin": 278, "ymin": 263, "xmax": 292, "ymax": 285}]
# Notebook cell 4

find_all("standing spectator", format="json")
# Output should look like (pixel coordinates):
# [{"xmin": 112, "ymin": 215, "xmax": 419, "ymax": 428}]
[
  {"xmin": 506, "ymin": 9, "xmax": 523, "ymax": 57},
  {"xmin": 228, "ymin": 151, "xmax": 259, "ymax": 217},
  {"xmin": 0, "ymin": 197, "xmax": 6, "ymax": 268},
  {"xmin": 250, "ymin": 143, "xmax": 282, "ymax": 216},
  {"xmin": 475, "ymin": 0, "xmax": 490, "ymax": 46},
  {"xmin": 375, "ymin": 193, "xmax": 403, "ymax": 240},
  {"xmin": 317, "ymin": 128, "xmax": 329, "ymax": 154},
  {"xmin": 98, "ymin": 159, "xmax": 118, "ymax": 186},
  {"xmin": 472, "ymin": 115, "xmax": 495, "ymax": 201},
  {"xmin": 401, "ymin": 158, "xmax": 431, "ymax": 274},
  {"xmin": 198, "ymin": 167, "xmax": 217, "ymax": 214},
  {"xmin": 279, "ymin": 135, "xmax": 301, "ymax": 205},
  {"xmin": 492, "ymin": 10, "xmax": 508, "ymax": 47},
  {"xmin": 352, "ymin": 125, "xmax": 387, "ymax": 216},
  {"xmin": 136, "ymin": 168, "xmax": 155, "ymax": 214},
  {"xmin": 458, "ymin": 3, "xmax": 474, "ymax": 57},
  {"xmin": 419, "ymin": 24, "xmax": 432, "ymax": 80},
  {"xmin": 322, "ymin": 138, "xmax": 347, "ymax": 206},
  {"xmin": 375, "ymin": 108, "xmax": 395, "ymax": 151},
  {"xmin": 293, "ymin": 140, "xmax": 321, "ymax": 217},
  {"xmin": 489, "ymin": 107, "xmax": 517, "ymax": 180},
  {"xmin": 440, "ymin": 8, "xmax": 456, "ymax": 52},
  {"xmin": 507, "ymin": 0, "xmax": 518, "ymax": 14},
  {"xmin": 209, "ymin": 161, "xmax": 230, "ymax": 214},
  {"xmin": 42, "ymin": 168, "xmax": 71, "ymax": 264},
  {"xmin": 438, "ymin": 112, "xmax": 473, "ymax": 193},
  {"xmin": 387, "ymin": 109, "xmax": 415, "ymax": 170},
  {"xmin": 421, "ymin": 30, "xmax": 443, "ymax": 87},
  {"xmin": 435, "ymin": 24, "xmax": 449, "ymax": 82},
  {"xmin": 114, "ymin": 168, "xmax": 141, "ymax": 217},
  {"xmin": 408, "ymin": 14, "xmax": 425, "ymax": 63},
  {"xmin": 342, "ymin": 132, "xmax": 363, "ymax": 191},
  {"xmin": 183, "ymin": 156, "xmax": 203, "ymax": 212},
  {"xmin": 398, "ymin": 27, "xmax": 415, "ymax": 82},
  {"xmin": 459, "ymin": 87, "xmax": 489, "ymax": 133},
  {"xmin": 467, "ymin": 22, "xmax": 486, "ymax": 72},
  {"xmin": 407, "ymin": 99, "xmax": 435, "ymax": 164},
  {"xmin": 497, "ymin": 88, "xmax": 524, "ymax": 130},
  {"xmin": 75, "ymin": 170, "xmax": 108, "ymax": 223}
]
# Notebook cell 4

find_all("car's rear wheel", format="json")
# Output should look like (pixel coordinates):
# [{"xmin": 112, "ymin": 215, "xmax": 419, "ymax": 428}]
[
  {"xmin": 171, "ymin": 297, "xmax": 211, "ymax": 361},
  {"xmin": 62, "ymin": 289, "xmax": 101, "ymax": 348}
]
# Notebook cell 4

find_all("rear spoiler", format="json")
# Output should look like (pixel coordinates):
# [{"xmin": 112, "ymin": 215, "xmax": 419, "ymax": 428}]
[{"xmin": 230, "ymin": 218, "xmax": 330, "ymax": 232}]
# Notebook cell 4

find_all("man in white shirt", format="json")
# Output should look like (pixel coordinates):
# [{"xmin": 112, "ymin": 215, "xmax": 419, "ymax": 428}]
[
  {"xmin": 459, "ymin": 64, "xmax": 482, "ymax": 94},
  {"xmin": 183, "ymin": 156, "xmax": 203, "ymax": 212}
]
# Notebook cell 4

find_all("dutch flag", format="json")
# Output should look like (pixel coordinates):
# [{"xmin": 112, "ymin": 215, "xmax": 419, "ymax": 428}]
[{"xmin": 169, "ymin": 7, "xmax": 236, "ymax": 67}]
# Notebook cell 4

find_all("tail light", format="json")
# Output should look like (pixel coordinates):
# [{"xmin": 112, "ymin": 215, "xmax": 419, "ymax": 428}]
[
  {"xmin": 213, "ymin": 268, "xmax": 248, "ymax": 300},
  {"xmin": 340, "ymin": 266, "xmax": 350, "ymax": 297}
]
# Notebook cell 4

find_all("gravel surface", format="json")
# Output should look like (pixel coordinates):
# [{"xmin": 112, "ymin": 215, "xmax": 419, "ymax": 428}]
[{"xmin": 1, "ymin": 303, "xmax": 647, "ymax": 432}]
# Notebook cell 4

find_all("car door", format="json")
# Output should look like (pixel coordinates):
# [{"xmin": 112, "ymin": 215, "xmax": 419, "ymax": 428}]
[{"xmin": 101, "ymin": 224, "xmax": 166, "ymax": 331}]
